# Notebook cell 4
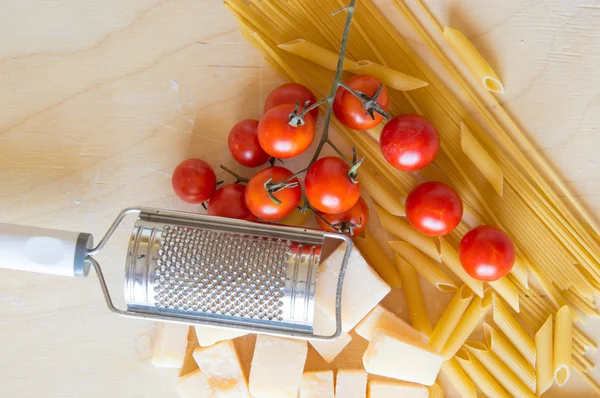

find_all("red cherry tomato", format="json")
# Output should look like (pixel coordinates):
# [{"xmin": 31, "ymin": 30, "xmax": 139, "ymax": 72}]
[
  {"xmin": 171, "ymin": 159, "xmax": 216, "ymax": 204},
  {"xmin": 316, "ymin": 197, "xmax": 369, "ymax": 237},
  {"xmin": 333, "ymin": 75, "xmax": 389, "ymax": 130},
  {"xmin": 380, "ymin": 114, "xmax": 440, "ymax": 172},
  {"xmin": 405, "ymin": 181, "xmax": 463, "ymax": 236},
  {"xmin": 305, "ymin": 157, "xmax": 360, "ymax": 214},
  {"xmin": 264, "ymin": 83, "xmax": 319, "ymax": 122},
  {"xmin": 245, "ymin": 166, "xmax": 301, "ymax": 221},
  {"xmin": 208, "ymin": 184, "xmax": 255, "ymax": 220},
  {"xmin": 459, "ymin": 225, "xmax": 516, "ymax": 282},
  {"xmin": 228, "ymin": 119, "xmax": 270, "ymax": 168},
  {"xmin": 258, "ymin": 104, "xmax": 316, "ymax": 159}
]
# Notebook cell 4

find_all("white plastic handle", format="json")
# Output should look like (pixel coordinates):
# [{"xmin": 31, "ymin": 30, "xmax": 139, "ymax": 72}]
[{"xmin": 0, "ymin": 223, "xmax": 93, "ymax": 277}]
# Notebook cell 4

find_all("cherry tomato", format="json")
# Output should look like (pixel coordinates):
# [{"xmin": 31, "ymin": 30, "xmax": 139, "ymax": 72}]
[
  {"xmin": 245, "ymin": 166, "xmax": 301, "ymax": 221},
  {"xmin": 405, "ymin": 181, "xmax": 463, "ymax": 236},
  {"xmin": 228, "ymin": 119, "xmax": 270, "ymax": 168},
  {"xmin": 305, "ymin": 157, "xmax": 360, "ymax": 214},
  {"xmin": 207, "ymin": 184, "xmax": 255, "ymax": 220},
  {"xmin": 380, "ymin": 114, "xmax": 440, "ymax": 172},
  {"xmin": 258, "ymin": 104, "xmax": 316, "ymax": 159},
  {"xmin": 459, "ymin": 225, "xmax": 516, "ymax": 282},
  {"xmin": 171, "ymin": 159, "xmax": 216, "ymax": 204},
  {"xmin": 316, "ymin": 197, "xmax": 369, "ymax": 237},
  {"xmin": 264, "ymin": 83, "xmax": 319, "ymax": 122},
  {"xmin": 333, "ymin": 75, "xmax": 389, "ymax": 130}
]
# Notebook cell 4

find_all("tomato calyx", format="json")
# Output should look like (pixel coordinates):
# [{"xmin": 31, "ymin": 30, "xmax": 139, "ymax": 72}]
[
  {"xmin": 330, "ymin": 219, "xmax": 363, "ymax": 236},
  {"xmin": 338, "ymin": 81, "xmax": 391, "ymax": 121},
  {"xmin": 288, "ymin": 100, "xmax": 312, "ymax": 127}
]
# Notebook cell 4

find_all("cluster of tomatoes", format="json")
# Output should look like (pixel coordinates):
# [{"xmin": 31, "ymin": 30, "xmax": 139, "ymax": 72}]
[{"xmin": 171, "ymin": 75, "xmax": 515, "ymax": 283}]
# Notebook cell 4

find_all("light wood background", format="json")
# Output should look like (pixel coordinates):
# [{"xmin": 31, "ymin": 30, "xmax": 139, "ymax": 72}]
[{"xmin": 1, "ymin": 0, "xmax": 599, "ymax": 396}]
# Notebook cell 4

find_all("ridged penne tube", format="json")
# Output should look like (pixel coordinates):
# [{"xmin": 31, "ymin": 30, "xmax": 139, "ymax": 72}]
[
  {"xmin": 488, "ymin": 277, "xmax": 519, "ymax": 312},
  {"xmin": 536, "ymin": 316, "xmax": 554, "ymax": 395},
  {"xmin": 439, "ymin": 237, "xmax": 484, "ymax": 297},
  {"xmin": 455, "ymin": 347, "xmax": 510, "ymax": 398},
  {"xmin": 393, "ymin": 254, "xmax": 432, "ymax": 336},
  {"xmin": 277, "ymin": 39, "xmax": 357, "ymax": 70},
  {"xmin": 492, "ymin": 295, "xmax": 536, "ymax": 366},
  {"xmin": 441, "ymin": 290, "xmax": 492, "ymax": 359},
  {"xmin": 443, "ymin": 27, "xmax": 505, "ymax": 93},
  {"xmin": 375, "ymin": 205, "xmax": 441, "ymax": 262},
  {"xmin": 427, "ymin": 382, "xmax": 444, "ymax": 398},
  {"xmin": 429, "ymin": 285, "xmax": 474, "ymax": 352},
  {"xmin": 389, "ymin": 241, "xmax": 457, "ymax": 292},
  {"xmin": 460, "ymin": 122, "xmax": 504, "ymax": 196},
  {"xmin": 483, "ymin": 323, "xmax": 535, "ymax": 392},
  {"xmin": 347, "ymin": 60, "xmax": 428, "ymax": 91},
  {"xmin": 554, "ymin": 305, "xmax": 573, "ymax": 386},
  {"xmin": 358, "ymin": 166, "xmax": 405, "ymax": 217},
  {"xmin": 354, "ymin": 230, "xmax": 402, "ymax": 289},
  {"xmin": 440, "ymin": 358, "xmax": 477, "ymax": 398},
  {"xmin": 465, "ymin": 341, "xmax": 535, "ymax": 398},
  {"xmin": 510, "ymin": 255, "xmax": 529, "ymax": 289}
]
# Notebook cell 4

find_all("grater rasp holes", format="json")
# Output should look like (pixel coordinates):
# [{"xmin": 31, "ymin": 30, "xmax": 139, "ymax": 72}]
[{"xmin": 154, "ymin": 226, "xmax": 289, "ymax": 321}]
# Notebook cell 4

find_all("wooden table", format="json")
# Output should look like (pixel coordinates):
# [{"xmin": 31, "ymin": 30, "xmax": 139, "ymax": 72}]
[{"xmin": 1, "ymin": 1, "xmax": 599, "ymax": 396}]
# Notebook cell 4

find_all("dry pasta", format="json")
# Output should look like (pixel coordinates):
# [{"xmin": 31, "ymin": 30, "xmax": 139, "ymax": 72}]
[
  {"xmin": 492, "ymin": 295, "xmax": 536, "ymax": 366},
  {"xmin": 347, "ymin": 60, "xmax": 428, "ymax": 91},
  {"xmin": 488, "ymin": 277, "xmax": 519, "ymax": 313},
  {"xmin": 393, "ymin": 253, "xmax": 431, "ymax": 336},
  {"xmin": 536, "ymin": 316, "xmax": 554, "ymax": 395},
  {"xmin": 277, "ymin": 38, "xmax": 358, "ymax": 70},
  {"xmin": 554, "ymin": 306, "xmax": 573, "ymax": 386},
  {"xmin": 427, "ymin": 382, "xmax": 444, "ymax": 398},
  {"xmin": 439, "ymin": 358, "xmax": 477, "ymax": 398},
  {"xmin": 439, "ymin": 237, "xmax": 484, "ymax": 297},
  {"xmin": 358, "ymin": 166, "xmax": 405, "ymax": 217},
  {"xmin": 455, "ymin": 347, "xmax": 510, "ymax": 398},
  {"xmin": 354, "ymin": 229, "xmax": 403, "ymax": 288},
  {"xmin": 460, "ymin": 122, "xmax": 504, "ymax": 196},
  {"xmin": 429, "ymin": 285, "xmax": 474, "ymax": 352}
]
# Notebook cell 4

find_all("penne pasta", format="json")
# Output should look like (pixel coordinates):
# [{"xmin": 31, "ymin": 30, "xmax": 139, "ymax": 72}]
[
  {"xmin": 427, "ymin": 382, "xmax": 444, "ymax": 398},
  {"xmin": 554, "ymin": 305, "xmax": 573, "ymax": 386},
  {"xmin": 393, "ymin": 253, "xmax": 432, "ymax": 336},
  {"xmin": 277, "ymin": 38, "xmax": 357, "ymax": 70},
  {"xmin": 441, "ymin": 290, "xmax": 492, "ymax": 359},
  {"xmin": 439, "ymin": 237, "xmax": 484, "ymax": 297},
  {"xmin": 439, "ymin": 358, "xmax": 477, "ymax": 398},
  {"xmin": 510, "ymin": 255, "xmax": 529, "ymax": 289},
  {"xmin": 358, "ymin": 166, "xmax": 405, "ymax": 217},
  {"xmin": 492, "ymin": 295, "xmax": 536, "ymax": 366},
  {"xmin": 429, "ymin": 285, "xmax": 474, "ymax": 352},
  {"xmin": 455, "ymin": 347, "xmax": 511, "ymax": 398},
  {"xmin": 460, "ymin": 122, "xmax": 504, "ymax": 196},
  {"xmin": 443, "ymin": 27, "xmax": 504, "ymax": 93},
  {"xmin": 465, "ymin": 341, "xmax": 535, "ymax": 398},
  {"xmin": 483, "ymin": 323, "xmax": 535, "ymax": 392},
  {"xmin": 347, "ymin": 60, "xmax": 428, "ymax": 91},
  {"xmin": 536, "ymin": 316, "xmax": 554, "ymax": 395},
  {"xmin": 488, "ymin": 277, "xmax": 520, "ymax": 312},
  {"xmin": 354, "ymin": 230, "xmax": 402, "ymax": 289},
  {"xmin": 389, "ymin": 241, "xmax": 457, "ymax": 292},
  {"xmin": 375, "ymin": 205, "xmax": 441, "ymax": 261}
]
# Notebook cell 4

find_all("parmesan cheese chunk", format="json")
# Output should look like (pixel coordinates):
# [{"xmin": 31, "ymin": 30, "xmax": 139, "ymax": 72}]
[
  {"xmin": 355, "ymin": 304, "xmax": 427, "ymax": 343},
  {"xmin": 192, "ymin": 340, "xmax": 249, "ymax": 397},
  {"xmin": 315, "ymin": 245, "xmax": 391, "ymax": 332},
  {"xmin": 176, "ymin": 369, "xmax": 212, "ymax": 398},
  {"xmin": 249, "ymin": 335, "xmax": 308, "ymax": 398},
  {"xmin": 368, "ymin": 380, "xmax": 429, "ymax": 398},
  {"xmin": 335, "ymin": 369, "xmax": 367, "ymax": 398},
  {"xmin": 309, "ymin": 305, "xmax": 352, "ymax": 362},
  {"xmin": 151, "ymin": 323, "xmax": 189, "ymax": 368},
  {"xmin": 194, "ymin": 325, "xmax": 247, "ymax": 347},
  {"xmin": 300, "ymin": 370, "xmax": 334, "ymax": 398},
  {"xmin": 363, "ymin": 329, "xmax": 443, "ymax": 386}
]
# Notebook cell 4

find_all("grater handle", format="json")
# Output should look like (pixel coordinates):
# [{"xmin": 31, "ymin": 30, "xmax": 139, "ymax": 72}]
[{"xmin": 0, "ymin": 223, "xmax": 93, "ymax": 278}]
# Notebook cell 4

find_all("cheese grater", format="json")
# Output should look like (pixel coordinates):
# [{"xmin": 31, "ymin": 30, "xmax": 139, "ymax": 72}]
[{"xmin": 0, "ymin": 207, "xmax": 352, "ymax": 340}]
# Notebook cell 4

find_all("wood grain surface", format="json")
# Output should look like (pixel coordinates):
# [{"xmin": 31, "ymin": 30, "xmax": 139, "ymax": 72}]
[{"xmin": 1, "ymin": 0, "xmax": 599, "ymax": 396}]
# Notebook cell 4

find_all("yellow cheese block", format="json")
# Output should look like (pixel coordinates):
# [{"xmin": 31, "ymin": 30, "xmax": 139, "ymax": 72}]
[
  {"xmin": 355, "ymin": 304, "xmax": 427, "ymax": 344},
  {"xmin": 309, "ymin": 305, "xmax": 352, "ymax": 363},
  {"xmin": 368, "ymin": 380, "xmax": 429, "ymax": 398},
  {"xmin": 249, "ymin": 335, "xmax": 308, "ymax": 398},
  {"xmin": 335, "ymin": 369, "xmax": 367, "ymax": 398},
  {"xmin": 300, "ymin": 370, "xmax": 334, "ymax": 398},
  {"xmin": 363, "ymin": 328, "xmax": 443, "ymax": 386},
  {"xmin": 176, "ymin": 369, "xmax": 212, "ymax": 398},
  {"xmin": 151, "ymin": 323, "xmax": 190, "ymax": 368},
  {"xmin": 194, "ymin": 325, "xmax": 247, "ymax": 347},
  {"xmin": 192, "ymin": 340, "xmax": 249, "ymax": 397}
]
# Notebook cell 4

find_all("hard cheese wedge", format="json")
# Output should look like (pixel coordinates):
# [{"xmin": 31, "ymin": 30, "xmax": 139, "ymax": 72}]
[
  {"xmin": 176, "ymin": 369, "xmax": 212, "ymax": 398},
  {"xmin": 151, "ymin": 323, "xmax": 190, "ymax": 368},
  {"xmin": 249, "ymin": 334, "xmax": 308, "ymax": 398},
  {"xmin": 363, "ymin": 328, "xmax": 443, "ymax": 386},
  {"xmin": 194, "ymin": 325, "xmax": 247, "ymax": 347},
  {"xmin": 309, "ymin": 305, "xmax": 352, "ymax": 362},
  {"xmin": 368, "ymin": 380, "xmax": 429, "ymax": 398},
  {"xmin": 192, "ymin": 340, "xmax": 249, "ymax": 397},
  {"xmin": 355, "ymin": 304, "xmax": 427, "ymax": 343},
  {"xmin": 315, "ymin": 244, "xmax": 391, "ymax": 332},
  {"xmin": 335, "ymin": 369, "xmax": 367, "ymax": 398},
  {"xmin": 300, "ymin": 370, "xmax": 334, "ymax": 398}
]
